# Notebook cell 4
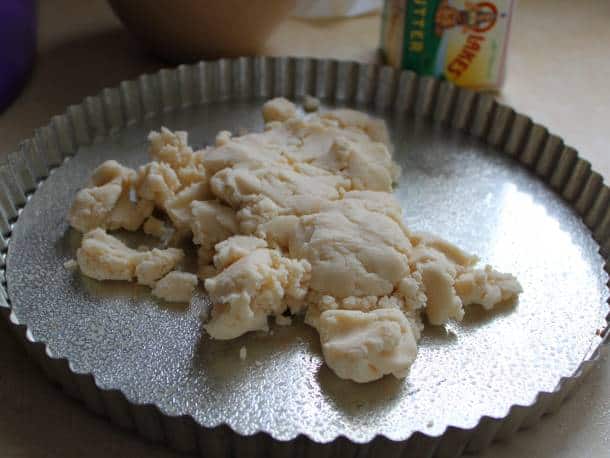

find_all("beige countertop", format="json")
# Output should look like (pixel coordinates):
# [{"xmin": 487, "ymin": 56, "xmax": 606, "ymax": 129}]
[{"xmin": 1, "ymin": 1, "xmax": 608, "ymax": 457}]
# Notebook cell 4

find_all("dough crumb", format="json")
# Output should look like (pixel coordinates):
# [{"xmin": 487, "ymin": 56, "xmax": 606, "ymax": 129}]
[
  {"xmin": 215, "ymin": 130, "xmax": 232, "ymax": 146},
  {"xmin": 63, "ymin": 259, "xmax": 78, "ymax": 270},
  {"xmin": 303, "ymin": 95, "xmax": 320, "ymax": 112},
  {"xmin": 239, "ymin": 346, "xmax": 247, "ymax": 360},
  {"xmin": 262, "ymin": 97, "xmax": 297, "ymax": 122}
]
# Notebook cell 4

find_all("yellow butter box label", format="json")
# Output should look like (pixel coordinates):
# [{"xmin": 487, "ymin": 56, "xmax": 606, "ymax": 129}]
[{"xmin": 381, "ymin": 0, "xmax": 514, "ymax": 89}]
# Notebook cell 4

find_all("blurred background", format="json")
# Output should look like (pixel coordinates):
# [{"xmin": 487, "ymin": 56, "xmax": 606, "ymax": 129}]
[{"xmin": 0, "ymin": 1, "xmax": 608, "ymax": 457}]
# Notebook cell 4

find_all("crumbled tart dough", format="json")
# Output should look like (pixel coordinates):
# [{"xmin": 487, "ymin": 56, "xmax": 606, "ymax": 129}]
[
  {"xmin": 152, "ymin": 271, "xmax": 198, "ymax": 303},
  {"xmin": 68, "ymin": 97, "xmax": 522, "ymax": 383}
]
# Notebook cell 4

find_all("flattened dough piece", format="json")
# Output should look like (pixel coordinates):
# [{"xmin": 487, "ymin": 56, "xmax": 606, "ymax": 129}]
[
  {"xmin": 262, "ymin": 115, "xmax": 400, "ymax": 191},
  {"xmin": 317, "ymin": 308, "xmax": 418, "ymax": 383},
  {"xmin": 275, "ymin": 193, "xmax": 413, "ymax": 299},
  {"xmin": 202, "ymin": 131, "xmax": 285, "ymax": 176},
  {"xmin": 152, "ymin": 271, "xmax": 198, "ymax": 302},
  {"xmin": 210, "ymin": 161, "xmax": 349, "ymax": 213}
]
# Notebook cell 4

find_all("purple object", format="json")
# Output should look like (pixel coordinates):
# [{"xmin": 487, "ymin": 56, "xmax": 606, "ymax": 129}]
[{"xmin": 0, "ymin": 0, "xmax": 36, "ymax": 112}]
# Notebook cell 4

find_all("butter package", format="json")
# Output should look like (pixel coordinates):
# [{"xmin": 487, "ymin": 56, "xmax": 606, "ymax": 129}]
[{"xmin": 381, "ymin": 0, "xmax": 514, "ymax": 89}]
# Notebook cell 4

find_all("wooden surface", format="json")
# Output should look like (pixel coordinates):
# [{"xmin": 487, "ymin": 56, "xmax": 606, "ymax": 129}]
[{"xmin": 1, "ymin": 1, "xmax": 608, "ymax": 457}]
